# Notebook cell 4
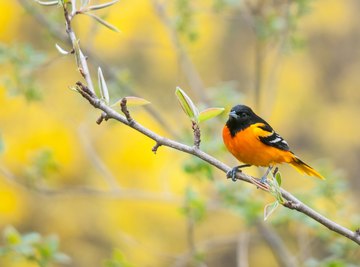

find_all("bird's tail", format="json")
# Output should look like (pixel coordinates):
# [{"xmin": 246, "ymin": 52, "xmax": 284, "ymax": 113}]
[{"xmin": 290, "ymin": 156, "xmax": 325, "ymax": 180}]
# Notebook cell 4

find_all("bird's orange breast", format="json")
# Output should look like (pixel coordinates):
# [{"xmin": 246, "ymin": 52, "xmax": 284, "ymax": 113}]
[{"xmin": 222, "ymin": 123, "xmax": 293, "ymax": 166}]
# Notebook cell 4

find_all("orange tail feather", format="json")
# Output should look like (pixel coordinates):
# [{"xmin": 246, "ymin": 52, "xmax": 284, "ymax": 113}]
[{"xmin": 290, "ymin": 156, "xmax": 325, "ymax": 180}]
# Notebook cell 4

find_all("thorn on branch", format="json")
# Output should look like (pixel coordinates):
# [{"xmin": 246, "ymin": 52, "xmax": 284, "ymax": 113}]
[
  {"xmin": 192, "ymin": 121, "xmax": 201, "ymax": 149},
  {"xmin": 79, "ymin": 67, "xmax": 86, "ymax": 78},
  {"xmin": 96, "ymin": 112, "xmax": 109, "ymax": 125},
  {"xmin": 76, "ymin": 81, "xmax": 96, "ymax": 98},
  {"xmin": 273, "ymin": 167, "xmax": 279, "ymax": 176},
  {"xmin": 120, "ymin": 97, "xmax": 134, "ymax": 125},
  {"xmin": 355, "ymin": 228, "xmax": 360, "ymax": 236},
  {"xmin": 152, "ymin": 142, "xmax": 162, "ymax": 154}
]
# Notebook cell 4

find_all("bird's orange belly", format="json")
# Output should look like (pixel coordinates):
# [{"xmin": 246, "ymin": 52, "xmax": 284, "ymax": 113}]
[{"xmin": 222, "ymin": 125, "xmax": 292, "ymax": 166}]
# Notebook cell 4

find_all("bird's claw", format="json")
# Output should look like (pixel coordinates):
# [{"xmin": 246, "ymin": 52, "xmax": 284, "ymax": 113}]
[
  {"xmin": 226, "ymin": 167, "xmax": 240, "ymax": 182},
  {"xmin": 260, "ymin": 166, "xmax": 274, "ymax": 184},
  {"xmin": 260, "ymin": 176, "xmax": 268, "ymax": 184}
]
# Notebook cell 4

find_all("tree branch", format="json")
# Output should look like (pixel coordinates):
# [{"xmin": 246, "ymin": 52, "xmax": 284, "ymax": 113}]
[{"xmin": 75, "ymin": 82, "xmax": 360, "ymax": 246}]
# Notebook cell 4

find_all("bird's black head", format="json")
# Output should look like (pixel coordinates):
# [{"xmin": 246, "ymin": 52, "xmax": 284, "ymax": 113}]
[{"xmin": 226, "ymin": 105, "xmax": 266, "ymax": 137}]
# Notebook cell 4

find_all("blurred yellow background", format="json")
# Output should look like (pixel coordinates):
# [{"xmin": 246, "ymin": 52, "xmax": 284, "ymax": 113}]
[{"xmin": 0, "ymin": 0, "xmax": 359, "ymax": 266}]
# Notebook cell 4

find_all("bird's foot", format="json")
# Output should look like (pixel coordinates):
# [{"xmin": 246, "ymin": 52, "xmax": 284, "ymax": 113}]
[
  {"xmin": 260, "ymin": 175, "xmax": 268, "ymax": 184},
  {"xmin": 226, "ymin": 164, "xmax": 251, "ymax": 182},
  {"xmin": 260, "ymin": 166, "xmax": 274, "ymax": 184},
  {"xmin": 226, "ymin": 167, "xmax": 240, "ymax": 182}
]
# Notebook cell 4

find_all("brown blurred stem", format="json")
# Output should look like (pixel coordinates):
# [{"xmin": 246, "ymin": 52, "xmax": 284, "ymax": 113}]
[
  {"xmin": 256, "ymin": 221, "xmax": 298, "ymax": 267},
  {"xmin": 187, "ymin": 211, "xmax": 197, "ymax": 264},
  {"xmin": 0, "ymin": 165, "xmax": 179, "ymax": 202},
  {"xmin": 78, "ymin": 124, "xmax": 121, "ymax": 190},
  {"xmin": 152, "ymin": 1, "xmax": 211, "ymax": 105},
  {"xmin": 254, "ymin": 39, "xmax": 264, "ymax": 111},
  {"xmin": 236, "ymin": 232, "xmax": 250, "ymax": 267}
]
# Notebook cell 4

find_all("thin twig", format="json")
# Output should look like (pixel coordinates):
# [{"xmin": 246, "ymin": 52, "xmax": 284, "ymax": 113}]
[
  {"xmin": 96, "ymin": 112, "xmax": 108, "ymax": 125},
  {"xmin": 192, "ymin": 121, "xmax": 201, "ymax": 149},
  {"xmin": 0, "ymin": 165, "xmax": 179, "ymax": 203},
  {"xmin": 120, "ymin": 97, "xmax": 134, "ymax": 125},
  {"xmin": 152, "ymin": 142, "xmax": 162, "ymax": 154},
  {"xmin": 63, "ymin": 4, "xmax": 95, "ymax": 93},
  {"xmin": 152, "ymin": 1, "xmax": 211, "ymax": 105},
  {"xmin": 78, "ymin": 124, "xmax": 121, "ymax": 190}
]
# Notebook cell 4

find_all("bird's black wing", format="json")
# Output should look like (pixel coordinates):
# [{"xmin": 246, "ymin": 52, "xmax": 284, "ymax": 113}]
[{"xmin": 257, "ymin": 124, "xmax": 290, "ymax": 151}]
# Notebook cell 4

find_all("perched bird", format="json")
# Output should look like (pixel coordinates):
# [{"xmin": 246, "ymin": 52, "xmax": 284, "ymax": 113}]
[{"xmin": 222, "ymin": 105, "xmax": 324, "ymax": 182}]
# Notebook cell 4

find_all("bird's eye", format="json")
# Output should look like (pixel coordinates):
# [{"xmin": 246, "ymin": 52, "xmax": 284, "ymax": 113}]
[{"xmin": 240, "ymin": 112, "xmax": 248, "ymax": 118}]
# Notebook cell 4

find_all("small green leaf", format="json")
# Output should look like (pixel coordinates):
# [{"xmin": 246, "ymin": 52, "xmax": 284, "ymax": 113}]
[
  {"xmin": 264, "ymin": 201, "xmax": 279, "ymax": 221},
  {"xmin": 22, "ymin": 232, "xmax": 41, "ymax": 244},
  {"xmin": 111, "ymin": 96, "xmax": 150, "ymax": 108},
  {"xmin": 55, "ymin": 43, "xmax": 69, "ymax": 55},
  {"xmin": 175, "ymin": 87, "xmax": 199, "ymax": 122},
  {"xmin": 68, "ymin": 85, "xmax": 80, "ymax": 92},
  {"xmin": 4, "ymin": 226, "xmax": 21, "ymax": 245},
  {"xmin": 104, "ymin": 249, "xmax": 134, "ymax": 267},
  {"xmin": 198, "ymin": 107, "xmax": 224, "ymax": 122},
  {"xmin": 54, "ymin": 252, "xmax": 72, "ymax": 264},
  {"xmin": 275, "ymin": 171, "xmax": 282, "ymax": 187},
  {"xmin": 35, "ymin": 0, "xmax": 59, "ymax": 6},
  {"xmin": 84, "ymin": 0, "xmax": 119, "ymax": 11},
  {"xmin": 98, "ymin": 67, "xmax": 110, "ymax": 104},
  {"xmin": 83, "ymin": 13, "xmax": 120, "ymax": 32}
]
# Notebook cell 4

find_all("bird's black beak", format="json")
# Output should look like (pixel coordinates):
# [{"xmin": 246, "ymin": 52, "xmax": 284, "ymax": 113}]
[{"xmin": 229, "ymin": 110, "xmax": 239, "ymax": 120}]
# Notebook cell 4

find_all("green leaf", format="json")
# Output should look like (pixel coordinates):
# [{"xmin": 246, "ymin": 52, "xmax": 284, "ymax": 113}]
[
  {"xmin": 198, "ymin": 107, "xmax": 224, "ymax": 122},
  {"xmin": 55, "ymin": 43, "xmax": 69, "ymax": 55},
  {"xmin": 98, "ymin": 67, "xmax": 110, "ymax": 104},
  {"xmin": 111, "ymin": 96, "xmax": 150, "ymax": 108},
  {"xmin": 22, "ymin": 232, "xmax": 41, "ymax": 244},
  {"xmin": 53, "ymin": 252, "xmax": 72, "ymax": 264},
  {"xmin": 3, "ymin": 226, "xmax": 22, "ymax": 245},
  {"xmin": 83, "ymin": 13, "xmax": 120, "ymax": 32},
  {"xmin": 16, "ymin": 243, "xmax": 34, "ymax": 257},
  {"xmin": 84, "ymin": 0, "xmax": 119, "ymax": 11},
  {"xmin": 175, "ymin": 87, "xmax": 199, "ymax": 122},
  {"xmin": 182, "ymin": 187, "xmax": 206, "ymax": 222},
  {"xmin": 104, "ymin": 249, "xmax": 134, "ymax": 267},
  {"xmin": 275, "ymin": 171, "xmax": 282, "ymax": 187},
  {"xmin": 35, "ymin": 0, "xmax": 59, "ymax": 6},
  {"xmin": 264, "ymin": 201, "xmax": 279, "ymax": 221}
]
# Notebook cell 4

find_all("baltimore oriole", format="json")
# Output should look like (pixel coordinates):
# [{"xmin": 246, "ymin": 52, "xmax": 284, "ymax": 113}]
[{"xmin": 222, "ymin": 105, "xmax": 324, "ymax": 182}]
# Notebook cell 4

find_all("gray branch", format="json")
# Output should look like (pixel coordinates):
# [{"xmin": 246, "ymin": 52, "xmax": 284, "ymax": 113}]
[{"xmin": 77, "ymin": 83, "xmax": 360, "ymax": 246}]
